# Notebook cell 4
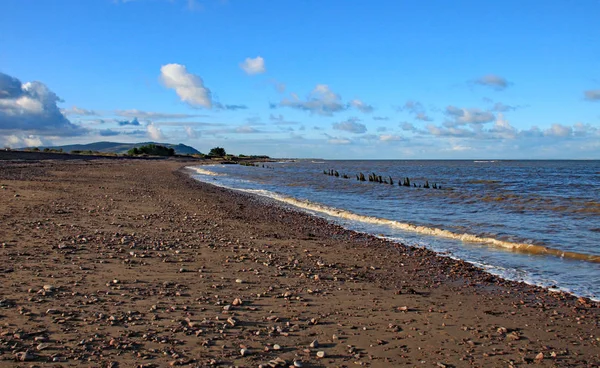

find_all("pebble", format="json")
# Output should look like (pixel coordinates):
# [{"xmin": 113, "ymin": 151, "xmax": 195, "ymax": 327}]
[
  {"xmin": 273, "ymin": 344, "xmax": 281, "ymax": 350},
  {"xmin": 235, "ymin": 279, "xmax": 243, "ymax": 283},
  {"xmin": 316, "ymin": 351, "xmax": 326, "ymax": 358},
  {"xmin": 309, "ymin": 340, "xmax": 319, "ymax": 348},
  {"xmin": 15, "ymin": 351, "xmax": 35, "ymax": 361},
  {"xmin": 240, "ymin": 348, "xmax": 249, "ymax": 356},
  {"xmin": 293, "ymin": 360, "xmax": 303, "ymax": 367}
]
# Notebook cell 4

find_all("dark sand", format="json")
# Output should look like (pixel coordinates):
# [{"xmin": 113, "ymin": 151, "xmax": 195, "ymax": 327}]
[{"xmin": 0, "ymin": 153, "xmax": 598, "ymax": 367}]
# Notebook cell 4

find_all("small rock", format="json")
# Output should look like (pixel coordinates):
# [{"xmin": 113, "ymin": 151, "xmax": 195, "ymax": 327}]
[
  {"xmin": 235, "ymin": 279, "xmax": 243, "ymax": 284},
  {"xmin": 273, "ymin": 344, "xmax": 281, "ymax": 350},
  {"xmin": 535, "ymin": 352, "xmax": 544, "ymax": 361},
  {"xmin": 232, "ymin": 298, "xmax": 243, "ymax": 306},
  {"xmin": 15, "ymin": 351, "xmax": 35, "ymax": 361},
  {"xmin": 293, "ymin": 360, "xmax": 303, "ymax": 367},
  {"xmin": 240, "ymin": 348, "xmax": 249, "ymax": 356},
  {"xmin": 43, "ymin": 285, "xmax": 55, "ymax": 292},
  {"xmin": 309, "ymin": 340, "xmax": 319, "ymax": 348},
  {"xmin": 36, "ymin": 343, "xmax": 50, "ymax": 351},
  {"xmin": 316, "ymin": 351, "xmax": 325, "ymax": 358}
]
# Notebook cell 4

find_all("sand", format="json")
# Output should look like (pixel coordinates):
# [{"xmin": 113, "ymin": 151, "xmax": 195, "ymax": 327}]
[{"xmin": 0, "ymin": 153, "xmax": 599, "ymax": 367}]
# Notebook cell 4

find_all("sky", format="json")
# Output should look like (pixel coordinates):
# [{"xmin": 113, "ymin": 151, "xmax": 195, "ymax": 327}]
[{"xmin": 1, "ymin": 0, "xmax": 599, "ymax": 159}]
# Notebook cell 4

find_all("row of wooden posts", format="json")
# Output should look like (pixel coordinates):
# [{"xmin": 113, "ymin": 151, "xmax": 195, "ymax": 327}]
[{"xmin": 324, "ymin": 169, "xmax": 441, "ymax": 189}]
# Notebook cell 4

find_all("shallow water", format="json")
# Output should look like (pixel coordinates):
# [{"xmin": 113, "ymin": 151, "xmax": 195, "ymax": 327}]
[{"xmin": 188, "ymin": 160, "xmax": 600, "ymax": 300}]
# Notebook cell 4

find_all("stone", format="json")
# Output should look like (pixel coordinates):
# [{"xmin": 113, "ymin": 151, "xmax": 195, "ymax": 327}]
[
  {"xmin": 240, "ymin": 348, "xmax": 249, "ymax": 356},
  {"xmin": 316, "ymin": 351, "xmax": 325, "ymax": 358},
  {"xmin": 309, "ymin": 340, "xmax": 319, "ymax": 348},
  {"xmin": 15, "ymin": 351, "xmax": 35, "ymax": 361}
]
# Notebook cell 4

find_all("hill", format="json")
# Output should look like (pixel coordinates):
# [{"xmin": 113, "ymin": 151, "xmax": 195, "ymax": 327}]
[{"xmin": 24, "ymin": 141, "xmax": 201, "ymax": 155}]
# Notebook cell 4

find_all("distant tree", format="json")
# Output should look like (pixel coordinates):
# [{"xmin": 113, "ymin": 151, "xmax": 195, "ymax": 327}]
[
  {"xmin": 127, "ymin": 144, "xmax": 175, "ymax": 156},
  {"xmin": 209, "ymin": 147, "xmax": 226, "ymax": 157}
]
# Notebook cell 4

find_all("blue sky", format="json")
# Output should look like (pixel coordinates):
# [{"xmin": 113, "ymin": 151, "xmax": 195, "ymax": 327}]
[{"xmin": 1, "ymin": 0, "xmax": 599, "ymax": 158}]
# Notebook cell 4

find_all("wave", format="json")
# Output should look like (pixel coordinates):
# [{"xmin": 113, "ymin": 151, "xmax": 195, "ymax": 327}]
[
  {"xmin": 187, "ymin": 169, "xmax": 600, "ymax": 264},
  {"xmin": 186, "ymin": 166, "xmax": 227, "ymax": 176}
]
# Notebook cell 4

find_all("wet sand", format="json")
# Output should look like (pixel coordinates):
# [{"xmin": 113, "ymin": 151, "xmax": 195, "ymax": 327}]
[{"xmin": 0, "ymin": 155, "xmax": 599, "ymax": 367}]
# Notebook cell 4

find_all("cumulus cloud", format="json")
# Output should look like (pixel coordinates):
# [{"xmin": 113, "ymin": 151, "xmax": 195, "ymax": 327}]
[
  {"xmin": 445, "ymin": 106, "xmax": 495, "ymax": 126},
  {"xmin": 118, "ymin": 117, "xmax": 141, "ymax": 126},
  {"xmin": 0, "ymin": 72, "xmax": 84, "ymax": 136},
  {"xmin": 349, "ymin": 99, "xmax": 374, "ymax": 113},
  {"xmin": 490, "ymin": 102, "xmax": 518, "ymax": 112},
  {"xmin": 279, "ymin": 84, "xmax": 347, "ymax": 116},
  {"xmin": 332, "ymin": 118, "xmax": 367, "ymax": 134},
  {"xmin": 146, "ymin": 123, "xmax": 164, "ymax": 140},
  {"xmin": 584, "ymin": 90, "xmax": 600, "ymax": 101},
  {"xmin": 398, "ymin": 100, "xmax": 433, "ymax": 121},
  {"xmin": 240, "ymin": 56, "xmax": 266, "ymax": 75},
  {"xmin": 63, "ymin": 106, "xmax": 98, "ymax": 116},
  {"xmin": 115, "ymin": 109, "xmax": 201, "ymax": 120},
  {"xmin": 160, "ymin": 63, "xmax": 213, "ymax": 108},
  {"xmin": 544, "ymin": 123, "xmax": 573, "ymax": 138},
  {"xmin": 474, "ymin": 74, "xmax": 510, "ymax": 90},
  {"xmin": 3, "ymin": 134, "xmax": 44, "ymax": 148}
]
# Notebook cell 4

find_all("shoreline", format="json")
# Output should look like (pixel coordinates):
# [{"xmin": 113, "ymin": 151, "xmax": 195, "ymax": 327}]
[
  {"xmin": 180, "ymin": 166, "xmax": 593, "ymax": 303},
  {"xmin": 184, "ymin": 164, "xmax": 600, "ymax": 300},
  {"xmin": 1, "ymin": 156, "xmax": 598, "ymax": 366}
]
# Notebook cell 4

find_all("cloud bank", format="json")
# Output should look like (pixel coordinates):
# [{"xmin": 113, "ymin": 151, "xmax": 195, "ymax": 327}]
[{"xmin": 0, "ymin": 72, "xmax": 83, "ymax": 136}]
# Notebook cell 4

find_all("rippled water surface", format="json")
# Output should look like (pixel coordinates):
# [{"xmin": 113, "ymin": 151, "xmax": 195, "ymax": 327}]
[{"xmin": 189, "ymin": 160, "xmax": 600, "ymax": 299}]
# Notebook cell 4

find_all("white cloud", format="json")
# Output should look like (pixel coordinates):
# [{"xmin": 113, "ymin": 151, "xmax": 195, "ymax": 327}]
[
  {"xmin": 63, "ymin": 106, "xmax": 98, "ymax": 116},
  {"xmin": 240, "ymin": 56, "xmax": 266, "ymax": 75},
  {"xmin": 445, "ymin": 106, "xmax": 495, "ymax": 126},
  {"xmin": 584, "ymin": 90, "xmax": 600, "ymax": 101},
  {"xmin": 349, "ymin": 99, "xmax": 374, "ymax": 113},
  {"xmin": 147, "ymin": 123, "xmax": 165, "ymax": 140},
  {"xmin": 116, "ymin": 109, "xmax": 201, "ymax": 120},
  {"xmin": 2, "ymin": 134, "xmax": 44, "ymax": 148},
  {"xmin": 544, "ymin": 123, "xmax": 572, "ymax": 138},
  {"xmin": 379, "ymin": 134, "xmax": 402, "ymax": 142},
  {"xmin": 474, "ymin": 74, "xmax": 510, "ymax": 90},
  {"xmin": 185, "ymin": 126, "xmax": 198, "ymax": 138},
  {"xmin": 279, "ymin": 84, "xmax": 347, "ymax": 116},
  {"xmin": 489, "ymin": 113, "xmax": 517, "ymax": 139},
  {"xmin": 0, "ymin": 72, "xmax": 84, "ymax": 136},
  {"xmin": 398, "ymin": 100, "xmax": 433, "ymax": 121},
  {"xmin": 328, "ymin": 138, "xmax": 351, "ymax": 145},
  {"xmin": 235, "ymin": 125, "xmax": 261, "ymax": 133},
  {"xmin": 332, "ymin": 118, "xmax": 367, "ymax": 134},
  {"xmin": 160, "ymin": 63, "xmax": 213, "ymax": 108}
]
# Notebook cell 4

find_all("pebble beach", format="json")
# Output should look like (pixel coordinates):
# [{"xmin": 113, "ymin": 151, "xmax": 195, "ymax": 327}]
[{"xmin": 1, "ymin": 153, "xmax": 599, "ymax": 367}]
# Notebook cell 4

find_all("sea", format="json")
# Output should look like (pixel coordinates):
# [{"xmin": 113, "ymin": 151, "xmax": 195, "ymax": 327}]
[{"xmin": 188, "ymin": 160, "xmax": 600, "ymax": 300}]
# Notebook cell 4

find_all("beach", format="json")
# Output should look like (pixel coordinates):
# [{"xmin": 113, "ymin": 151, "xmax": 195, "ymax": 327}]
[{"xmin": 1, "ymin": 154, "xmax": 599, "ymax": 367}]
